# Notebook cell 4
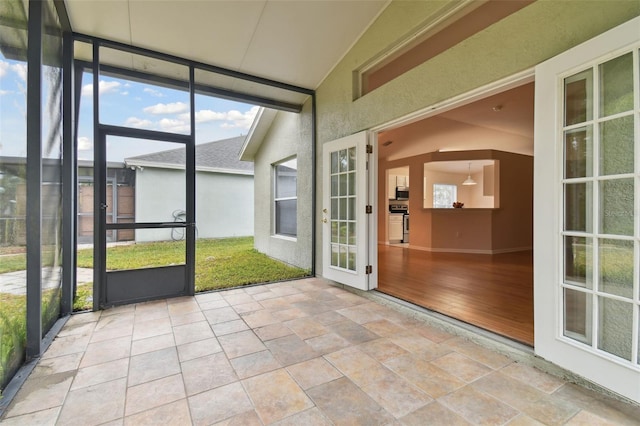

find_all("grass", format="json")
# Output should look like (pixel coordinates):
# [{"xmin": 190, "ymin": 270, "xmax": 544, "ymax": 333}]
[
  {"xmin": 1, "ymin": 289, "xmax": 61, "ymax": 395},
  {"xmin": 0, "ymin": 254, "xmax": 26, "ymax": 274},
  {"xmin": 72, "ymin": 237, "xmax": 309, "ymax": 309}
]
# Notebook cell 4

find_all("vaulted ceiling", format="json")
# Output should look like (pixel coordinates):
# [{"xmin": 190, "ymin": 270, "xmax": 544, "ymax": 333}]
[{"xmin": 65, "ymin": 0, "xmax": 388, "ymax": 98}]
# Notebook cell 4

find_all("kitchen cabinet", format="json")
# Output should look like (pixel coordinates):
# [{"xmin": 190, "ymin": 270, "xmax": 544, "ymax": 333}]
[
  {"xmin": 388, "ymin": 213, "xmax": 404, "ymax": 242},
  {"xmin": 388, "ymin": 175, "xmax": 409, "ymax": 199}
]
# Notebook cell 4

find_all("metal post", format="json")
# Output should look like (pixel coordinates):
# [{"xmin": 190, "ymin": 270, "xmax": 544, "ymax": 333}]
[
  {"xmin": 26, "ymin": 0, "xmax": 43, "ymax": 359},
  {"xmin": 311, "ymin": 93, "xmax": 317, "ymax": 276},
  {"xmin": 186, "ymin": 66, "xmax": 196, "ymax": 296},
  {"xmin": 61, "ymin": 30, "xmax": 75, "ymax": 315}
]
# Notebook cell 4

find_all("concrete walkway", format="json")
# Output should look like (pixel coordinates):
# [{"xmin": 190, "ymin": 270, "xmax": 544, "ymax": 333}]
[
  {"xmin": 0, "ymin": 268, "xmax": 93, "ymax": 295},
  {"xmin": 2, "ymin": 278, "xmax": 639, "ymax": 425}
]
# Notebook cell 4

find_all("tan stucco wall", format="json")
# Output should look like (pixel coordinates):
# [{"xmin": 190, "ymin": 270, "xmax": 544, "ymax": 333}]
[
  {"xmin": 315, "ymin": 0, "xmax": 639, "ymax": 144},
  {"xmin": 312, "ymin": 0, "xmax": 639, "ymax": 268}
]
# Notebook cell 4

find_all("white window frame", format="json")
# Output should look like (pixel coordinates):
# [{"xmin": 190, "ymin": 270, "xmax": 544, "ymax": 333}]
[{"xmin": 273, "ymin": 157, "xmax": 297, "ymax": 239}]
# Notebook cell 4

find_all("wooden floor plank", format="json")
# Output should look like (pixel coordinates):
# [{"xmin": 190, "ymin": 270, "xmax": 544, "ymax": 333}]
[{"xmin": 377, "ymin": 245, "xmax": 534, "ymax": 346}]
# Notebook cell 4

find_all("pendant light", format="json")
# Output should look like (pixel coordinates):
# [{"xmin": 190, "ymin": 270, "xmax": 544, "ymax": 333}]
[{"xmin": 462, "ymin": 162, "xmax": 477, "ymax": 186}]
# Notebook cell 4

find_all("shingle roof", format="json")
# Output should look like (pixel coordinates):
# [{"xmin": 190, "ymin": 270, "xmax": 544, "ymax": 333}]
[{"xmin": 124, "ymin": 135, "xmax": 253, "ymax": 173}]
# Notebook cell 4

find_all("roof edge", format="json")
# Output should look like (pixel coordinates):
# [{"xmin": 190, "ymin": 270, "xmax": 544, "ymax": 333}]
[
  {"xmin": 239, "ymin": 107, "xmax": 278, "ymax": 162},
  {"xmin": 124, "ymin": 159, "xmax": 254, "ymax": 176}
]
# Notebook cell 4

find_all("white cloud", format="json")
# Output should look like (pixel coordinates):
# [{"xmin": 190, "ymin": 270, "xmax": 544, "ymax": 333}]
[
  {"xmin": 125, "ymin": 117, "xmax": 153, "ymax": 129},
  {"xmin": 143, "ymin": 87, "xmax": 164, "ymax": 97},
  {"xmin": 144, "ymin": 102, "xmax": 188, "ymax": 115},
  {"xmin": 77, "ymin": 136, "xmax": 92, "ymax": 150},
  {"xmin": 0, "ymin": 60, "xmax": 8, "ymax": 78},
  {"xmin": 184, "ymin": 105, "xmax": 259, "ymax": 129},
  {"xmin": 159, "ymin": 117, "xmax": 189, "ymax": 133},
  {"xmin": 10, "ymin": 63, "xmax": 27, "ymax": 82},
  {"xmin": 82, "ymin": 80, "xmax": 122, "ymax": 97},
  {"xmin": 121, "ymin": 91, "xmax": 129, "ymax": 96},
  {"xmin": 0, "ymin": 89, "xmax": 10, "ymax": 96}
]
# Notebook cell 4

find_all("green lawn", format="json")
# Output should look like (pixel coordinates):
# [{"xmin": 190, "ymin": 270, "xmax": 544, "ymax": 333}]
[{"xmin": 73, "ymin": 237, "xmax": 309, "ymax": 310}]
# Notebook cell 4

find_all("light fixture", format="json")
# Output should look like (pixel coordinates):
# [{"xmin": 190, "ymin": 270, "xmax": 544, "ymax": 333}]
[{"xmin": 462, "ymin": 162, "xmax": 477, "ymax": 186}]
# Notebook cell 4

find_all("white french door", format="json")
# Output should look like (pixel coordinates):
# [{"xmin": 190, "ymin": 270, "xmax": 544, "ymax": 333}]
[
  {"xmin": 534, "ymin": 17, "xmax": 640, "ymax": 403},
  {"xmin": 322, "ymin": 131, "xmax": 376, "ymax": 291}
]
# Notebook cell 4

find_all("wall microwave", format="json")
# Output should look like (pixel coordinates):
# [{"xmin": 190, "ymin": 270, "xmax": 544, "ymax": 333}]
[{"xmin": 395, "ymin": 187, "xmax": 409, "ymax": 200}]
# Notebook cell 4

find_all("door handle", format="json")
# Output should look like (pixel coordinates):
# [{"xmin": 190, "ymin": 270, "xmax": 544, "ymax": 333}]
[
  {"xmin": 322, "ymin": 218, "xmax": 327, "ymax": 223},
  {"xmin": 100, "ymin": 203, "xmax": 109, "ymax": 210}
]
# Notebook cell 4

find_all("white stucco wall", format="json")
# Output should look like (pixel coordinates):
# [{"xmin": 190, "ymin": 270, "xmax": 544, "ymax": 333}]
[
  {"xmin": 134, "ymin": 167, "xmax": 254, "ymax": 242},
  {"xmin": 252, "ymin": 106, "xmax": 313, "ymax": 270}
]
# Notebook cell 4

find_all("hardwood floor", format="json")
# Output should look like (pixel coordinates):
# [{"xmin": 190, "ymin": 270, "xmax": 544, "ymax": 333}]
[{"xmin": 377, "ymin": 245, "xmax": 534, "ymax": 346}]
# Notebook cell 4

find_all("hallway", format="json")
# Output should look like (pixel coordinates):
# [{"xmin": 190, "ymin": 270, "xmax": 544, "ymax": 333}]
[{"xmin": 4, "ymin": 278, "xmax": 638, "ymax": 425}]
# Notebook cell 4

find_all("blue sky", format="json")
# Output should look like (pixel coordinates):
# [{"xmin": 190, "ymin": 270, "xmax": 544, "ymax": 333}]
[{"xmin": 1, "ymin": 54, "xmax": 259, "ymax": 162}]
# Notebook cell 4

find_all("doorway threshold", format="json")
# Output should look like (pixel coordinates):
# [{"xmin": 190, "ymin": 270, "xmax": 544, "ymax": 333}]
[{"xmin": 373, "ymin": 290, "xmax": 533, "ymax": 352}]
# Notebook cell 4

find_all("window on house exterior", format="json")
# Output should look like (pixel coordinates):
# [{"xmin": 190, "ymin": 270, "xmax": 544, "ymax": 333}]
[
  {"xmin": 433, "ymin": 184, "xmax": 456, "ymax": 208},
  {"xmin": 274, "ymin": 158, "xmax": 297, "ymax": 237}
]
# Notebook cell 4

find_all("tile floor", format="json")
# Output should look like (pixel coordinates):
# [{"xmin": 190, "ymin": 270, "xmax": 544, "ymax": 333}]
[{"xmin": 2, "ymin": 278, "xmax": 639, "ymax": 425}]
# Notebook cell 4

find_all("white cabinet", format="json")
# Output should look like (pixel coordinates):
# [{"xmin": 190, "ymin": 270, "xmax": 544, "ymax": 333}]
[
  {"xmin": 388, "ymin": 174, "xmax": 409, "ymax": 199},
  {"xmin": 388, "ymin": 214, "xmax": 404, "ymax": 242}
]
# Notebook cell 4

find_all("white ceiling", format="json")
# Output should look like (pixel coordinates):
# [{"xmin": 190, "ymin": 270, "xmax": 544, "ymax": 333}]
[
  {"xmin": 64, "ymin": 0, "xmax": 388, "ymax": 104},
  {"xmin": 379, "ymin": 82, "xmax": 535, "ymax": 161}
]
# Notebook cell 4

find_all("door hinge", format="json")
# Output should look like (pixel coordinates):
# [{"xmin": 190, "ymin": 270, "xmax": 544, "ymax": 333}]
[
  {"xmin": 366, "ymin": 145, "xmax": 373, "ymax": 154},
  {"xmin": 365, "ymin": 205, "xmax": 372, "ymax": 214},
  {"xmin": 365, "ymin": 265, "xmax": 372, "ymax": 274}
]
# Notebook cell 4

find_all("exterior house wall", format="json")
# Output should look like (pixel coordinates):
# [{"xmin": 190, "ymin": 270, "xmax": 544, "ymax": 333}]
[
  {"xmin": 134, "ymin": 167, "xmax": 254, "ymax": 242},
  {"xmin": 253, "ymin": 106, "xmax": 313, "ymax": 270},
  {"xmin": 312, "ymin": 0, "xmax": 638, "ymax": 268}
]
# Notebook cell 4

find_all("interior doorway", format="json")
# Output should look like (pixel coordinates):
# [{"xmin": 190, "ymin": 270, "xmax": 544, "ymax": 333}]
[{"xmin": 375, "ymin": 81, "xmax": 535, "ymax": 346}]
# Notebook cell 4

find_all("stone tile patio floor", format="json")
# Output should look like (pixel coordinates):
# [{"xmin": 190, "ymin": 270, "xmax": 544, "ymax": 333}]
[{"xmin": 2, "ymin": 278, "xmax": 639, "ymax": 425}]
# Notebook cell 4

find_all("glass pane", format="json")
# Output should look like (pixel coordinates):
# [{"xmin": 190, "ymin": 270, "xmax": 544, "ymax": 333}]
[
  {"xmin": 564, "ymin": 236, "xmax": 592, "ymax": 289},
  {"xmin": 106, "ymin": 229, "xmax": 186, "ymax": 270},
  {"xmin": 275, "ymin": 199, "xmax": 297, "ymax": 237},
  {"xmin": 564, "ymin": 182, "xmax": 592, "ymax": 232},
  {"xmin": 599, "ymin": 52, "xmax": 633, "ymax": 117},
  {"xmin": 348, "ymin": 147, "xmax": 356, "ymax": 171},
  {"xmin": 598, "ymin": 297, "xmax": 632, "ymax": 361},
  {"xmin": 564, "ymin": 288, "xmax": 591, "ymax": 344},
  {"xmin": 331, "ymin": 175, "xmax": 338, "ymax": 197},
  {"xmin": 339, "ymin": 245, "xmax": 347, "ymax": 268},
  {"xmin": 339, "ymin": 149, "xmax": 348, "ymax": 172},
  {"xmin": 99, "ymin": 47, "xmax": 190, "ymax": 133},
  {"xmin": 598, "ymin": 239, "xmax": 634, "ymax": 298},
  {"xmin": 338, "ymin": 221, "xmax": 346, "ymax": 244},
  {"xmin": 348, "ymin": 197, "xmax": 356, "ymax": 221},
  {"xmin": 564, "ymin": 127, "xmax": 592, "ymax": 178},
  {"xmin": 348, "ymin": 171, "xmax": 356, "ymax": 196},
  {"xmin": 331, "ymin": 244, "xmax": 339, "ymax": 266},
  {"xmin": 41, "ymin": 0, "xmax": 64, "ymax": 334},
  {"xmin": 0, "ymin": 0, "xmax": 28, "ymax": 390},
  {"xmin": 347, "ymin": 222, "xmax": 356, "ymax": 245},
  {"xmin": 600, "ymin": 116, "xmax": 634, "ymax": 176},
  {"xmin": 331, "ymin": 221, "xmax": 339, "ymax": 243},
  {"xmin": 564, "ymin": 69, "xmax": 592, "ymax": 126},
  {"xmin": 107, "ymin": 137, "xmax": 185, "ymax": 224},
  {"xmin": 331, "ymin": 198, "xmax": 338, "ymax": 220},
  {"xmin": 599, "ymin": 178, "xmax": 634, "ymax": 236},
  {"xmin": 331, "ymin": 151, "xmax": 338, "ymax": 174},
  {"xmin": 348, "ymin": 247, "xmax": 357, "ymax": 272},
  {"xmin": 339, "ymin": 174, "xmax": 347, "ymax": 196},
  {"xmin": 276, "ymin": 158, "xmax": 297, "ymax": 198},
  {"xmin": 339, "ymin": 198, "xmax": 347, "ymax": 220}
]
